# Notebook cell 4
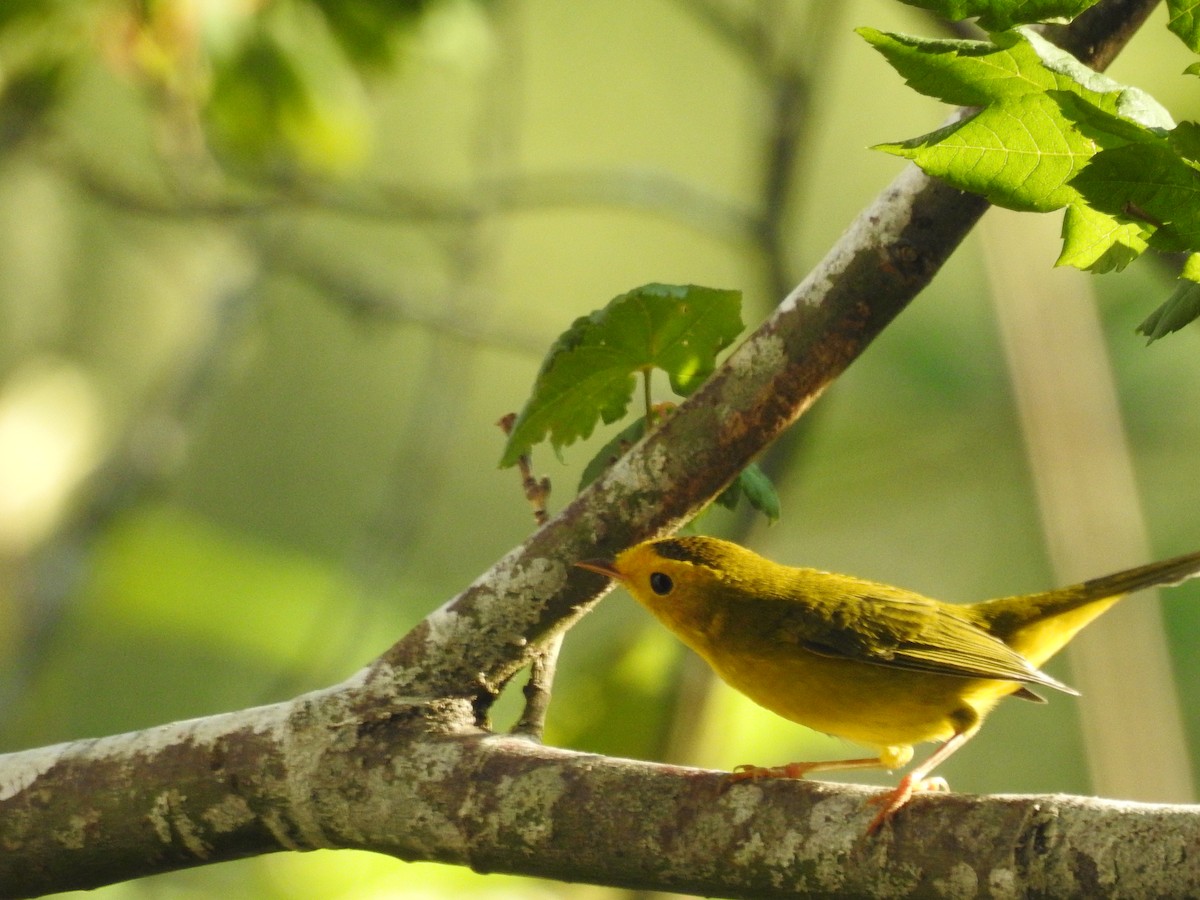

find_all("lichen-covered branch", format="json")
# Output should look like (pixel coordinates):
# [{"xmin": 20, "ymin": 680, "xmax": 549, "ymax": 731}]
[
  {"xmin": 0, "ymin": 1, "xmax": 1169, "ymax": 895},
  {"xmin": 4, "ymin": 692, "xmax": 1199, "ymax": 899}
]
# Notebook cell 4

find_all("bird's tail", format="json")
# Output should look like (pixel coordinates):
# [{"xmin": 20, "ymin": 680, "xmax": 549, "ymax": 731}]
[{"xmin": 973, "ymin": 548, "xmax": 1200, "ymax": 668}]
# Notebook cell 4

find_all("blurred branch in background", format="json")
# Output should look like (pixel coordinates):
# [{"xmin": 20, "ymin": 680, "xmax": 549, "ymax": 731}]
[
  {"xmin": 984, "ymin": 208, "xmax": 1195, "ymax": 803},
  {"xmin": 43, "ymin": 148, "xmax": 759, "ymax": 246}
]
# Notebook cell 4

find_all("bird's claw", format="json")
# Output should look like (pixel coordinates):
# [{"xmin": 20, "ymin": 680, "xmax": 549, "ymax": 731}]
[
  {"xmin": 865, "ymin": 775, "xmax": 950, "ymax": 834},
  {"xmin": 728, "ymin": 762, "xmax": 814, "ymax": 781}
]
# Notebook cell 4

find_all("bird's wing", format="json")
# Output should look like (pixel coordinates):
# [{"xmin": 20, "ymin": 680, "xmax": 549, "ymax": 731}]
[{"xmin": 764, "ymin": 580, "xmax": 1078, "ymax": 696}]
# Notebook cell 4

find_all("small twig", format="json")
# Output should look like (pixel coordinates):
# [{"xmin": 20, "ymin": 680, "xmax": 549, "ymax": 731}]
[
  {"xmin": 642, "ymin": 369, "xmax": 654, "ymax": 429},
  {"xmin": 511, "ymin": 632, "xmax": 564, "ymax": 741},
  {"xmin": 497, "ymin": 412, "xmax": 558, "ymax": 739},
  {"xmin": 496, "ymin": 413, "xmax": 550, "ymax": 526}
]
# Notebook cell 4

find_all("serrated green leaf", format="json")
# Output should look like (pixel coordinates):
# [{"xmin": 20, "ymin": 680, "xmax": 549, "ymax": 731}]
[
  {"xmin": 1072, "ymin": 143, "xmax": 1200, "ymax": 253},
  {"xmin": 1056, "ymin": 203, "xmax": 1150, "ymax": 273},
  {"xmin": 1047, "ymin": 91, "xmax": 1167, "ymax": 148},
  {"xmin": 1169, "ymin": 121, "xmax": 1200, "ymax": 163},
  {"xmin": 876, "ymin": 93, "xmax": 1100, "ymax": 212},
  {"xmin": 501, "ymin": 284, "xmax": 743, "ymax": 467},
  {"xmin": 894, "ymin": 0, "xmax": 1100, "ymax": 30},
  {"xmin": 716, "ymin": 463, "xmax": 780, "ymax": 523},
  {"xmin": 1138, "ymin": 278, "xmax": 1200, "ymax": 341},
  {"xmin": 865, "ymin": 27, "xmax": 1181, "ymax": 222},
  {"xmin": 857, "ymin": 28, "xmax": 1019, "ymax": 108},
  {"xmin": 1168, "ymin": 0, "xmax": 1200, "ymax": 53},
  {"xmin": 860, "ymin": 28, "xmax": 1171, "ymax": 129}
]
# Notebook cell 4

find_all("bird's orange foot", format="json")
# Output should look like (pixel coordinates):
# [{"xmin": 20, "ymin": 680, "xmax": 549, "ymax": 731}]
[
  {"xmin": 865, "ymin": 775, "xmax": 949, "ymax": 834},
  {"xmin": 728, "ymin": 761, "xmax": 819, "ymax": 782},
  {"xmin": 723, "ymin": 762, "xmax": 817, "ymax": 792}
]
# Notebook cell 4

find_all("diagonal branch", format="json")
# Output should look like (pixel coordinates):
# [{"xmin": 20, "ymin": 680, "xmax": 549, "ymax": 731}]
[
  {"xmin": 367, "ymin": 0, "xmax": 1161, "ymax": 707},
  {"xmin": 365, "ymin": 164, "xmax": 991, "ymax": 707}
]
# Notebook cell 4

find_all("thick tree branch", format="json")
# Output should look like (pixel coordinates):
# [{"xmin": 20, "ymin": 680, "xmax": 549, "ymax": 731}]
[
  {"xmin": 0, "ymin": 0, "xmax": 1169, "ymax": 895},
  {"xmin": 4, "ymin": 691, "xmax": 1198, "ymax": 898}
]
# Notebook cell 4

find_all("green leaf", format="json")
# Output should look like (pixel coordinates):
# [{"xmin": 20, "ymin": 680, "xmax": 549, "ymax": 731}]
[
  {"xmin": 1168, "ymin": 0, "xmax": 1200, "ymax": 53},
  {"xmin": 715, "ymin": 463, "xmax": 781, "ymax": 523},
  {"xmin": 1183, "ymin": 252, "xmax": 1200, "ymax": 282},
  {"xmin": 206, "ymin": 30, "xmax": 312, "ymax": 170},
  {"xmin": 309, "ymin": 0, "xmax": 436, "ymax": 69},
  {"xmin": 865, "ymin": 28, "xmax": 1175, "ymax": 215},
  {"xmin": 1072, "ymin": 142, "xmax": 1200, "ymax": 252},
  {"xmin": 858, "ymin": 28, "xmax": 1168, "ymax": 126},
  {"xmin": 875, "ymin": 92, "xmax": 1100, "ymax": 212},
  {"xmin": 500, "ymin": 284, "xmax": 743, "ymax": 467},
  {"xmin": 894, "ymin": 0, "xmax": 1100, "ymax": 30},
  {"xmin": 1056, "ymin": 203, "xmax": 1150, "ymax": 273},
  {"xmin": 1169, "ymin": 120, "xmax": 1200, "ymax": 163},
  {"xmin": 1138, "ymin": 276, "xmax": 1200, "ymax": 342},
  {"xmin": 1047, "ymin": 90, "xmax": 1169, "ymax": 147}
]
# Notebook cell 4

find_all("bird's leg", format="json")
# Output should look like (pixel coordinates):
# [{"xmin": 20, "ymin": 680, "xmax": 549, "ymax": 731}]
[
  {"xmin": 866, "ymin": 727, "xmax": 977, "ymax": 834},
  {"xmin": 727, "ymin": 745, "xmax": 914, "ymax": 784},
  {"xmin": 730, "ymin": 757, "xmax": 884, "ymax": 781}
]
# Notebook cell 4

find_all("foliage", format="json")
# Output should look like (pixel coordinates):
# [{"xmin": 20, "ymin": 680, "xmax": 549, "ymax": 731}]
[
  {"xmin": 0, "ymin": 0, "xmax": 444, "ymax": 176},
  {"xmin": 897, "ymin": 0, "xmax": 1102, "ymax": 32},
  {"xmin": 865, "ymin": 0, "xmax": 1200, "ymax": 340},
  {"xmin": 501, "ymin": 283, "xmax": 779, "ymax": 522}
]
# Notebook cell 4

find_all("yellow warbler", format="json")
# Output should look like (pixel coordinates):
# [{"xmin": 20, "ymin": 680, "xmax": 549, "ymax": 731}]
[{"xmin": 576, "ymin": 536, "xmax": 1200, "ymax": 831}]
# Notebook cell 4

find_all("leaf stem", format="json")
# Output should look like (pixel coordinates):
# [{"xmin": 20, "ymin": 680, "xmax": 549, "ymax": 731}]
[{"xmin": 642, "ymin": 368, "xmax": 653, "ymax": 429}]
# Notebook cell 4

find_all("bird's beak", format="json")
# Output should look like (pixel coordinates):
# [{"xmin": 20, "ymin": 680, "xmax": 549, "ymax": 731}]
[{"xmin": 574, "ymin": 558, "xmax": 622, "ymax": 581}]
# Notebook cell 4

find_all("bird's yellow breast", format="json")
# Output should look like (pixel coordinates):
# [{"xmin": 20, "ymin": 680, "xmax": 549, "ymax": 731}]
[{"xmin": 693, "ymin": 636, "xmax": 1013, "ymax": 749}]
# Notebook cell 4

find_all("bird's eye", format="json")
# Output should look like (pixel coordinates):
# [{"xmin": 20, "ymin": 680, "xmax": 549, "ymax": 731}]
[{"xmin": 649, "ymin": 572, "xmax": 673, "ymax": 595}]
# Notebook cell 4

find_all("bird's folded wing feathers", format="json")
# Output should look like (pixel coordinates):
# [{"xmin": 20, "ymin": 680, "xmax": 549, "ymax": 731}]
[{"xmin": 768, "ymin": 583, "xmax": 1078, "ymax": 695}]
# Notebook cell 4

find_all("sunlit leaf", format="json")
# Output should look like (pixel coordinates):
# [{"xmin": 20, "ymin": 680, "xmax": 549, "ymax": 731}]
[
  {"xmin": 1072, "ymin": 142, "xmax": 1200, "ymax": 252},
  {"xmin": 875, "ymin": 93, "xmax": 1100, "ymax": 212},
  {"xmin": 1056, "ymin": 203, "xmax": 1150, "ymax": 273},
  {"xmin": 500, "ymin": 284, "xmax": 743, "ymax": 467},
  {"xmin": 893, "ymin": 0, "xmax": 1101, "ymax": 31},
  {"xmin": 858, "ymin": 28, "xmax": 1169, "ymax": 127}
]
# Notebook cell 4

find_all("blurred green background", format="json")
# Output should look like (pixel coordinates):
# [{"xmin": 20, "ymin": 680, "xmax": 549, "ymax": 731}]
[{"xmin": 1, "ymin": 0, "xmax": 1199, "ymax": 897}]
